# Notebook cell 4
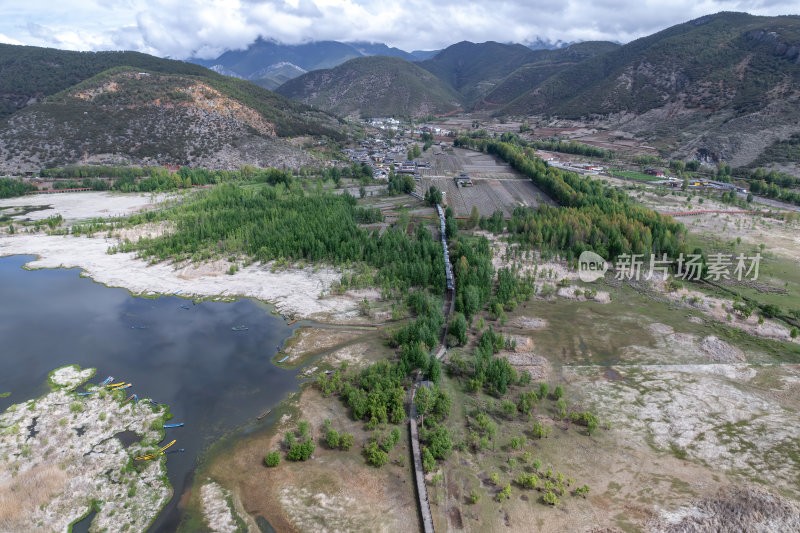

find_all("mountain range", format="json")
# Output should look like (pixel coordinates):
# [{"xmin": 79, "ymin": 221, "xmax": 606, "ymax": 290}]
[
  {"xmin": 2, "ymin": 12, "xmax": 799, "ymax": 173},
  {"xmin": 271, "ymin": 12, "xmax": 799, "ymax": 169},
  {"xmin": 188, "ymin": 39, "xmax": 439, "ymax": 90},
  {"xmin": 275, "ymin": 56, "xmax": 461, "ymax": 118}
]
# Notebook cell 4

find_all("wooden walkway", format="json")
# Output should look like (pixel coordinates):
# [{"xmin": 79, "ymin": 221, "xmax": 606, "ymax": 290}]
[
  {"xmin": 409, "ymin": 381, "xmax": 435, "ymax": 533},
  {"xmin": 406, "ymin": 197, "xmax": 458, "ymax": 533}
]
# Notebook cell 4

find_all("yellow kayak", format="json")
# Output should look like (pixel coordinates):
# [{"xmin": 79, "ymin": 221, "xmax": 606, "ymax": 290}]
[
  {"xmin": 135, "ymin": 440, "xmax": 177, "ymax": 461},
  {"xmin": 106, "ymin": 382, "xmax": 124, "ymax": 388}
]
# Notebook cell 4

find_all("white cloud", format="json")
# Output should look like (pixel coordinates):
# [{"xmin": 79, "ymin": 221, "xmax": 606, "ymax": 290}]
[
  {"xmin": 0, "ymin": 33, "xmax": 24, "ymax": 45},
  {"xmin": 0, "ymin": 0, "xmax": 797, "ymax": 58}
]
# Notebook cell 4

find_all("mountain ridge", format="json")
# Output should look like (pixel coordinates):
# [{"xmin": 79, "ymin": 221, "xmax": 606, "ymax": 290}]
[
  {"xmin": 0, "ymin": 45, "xmax": 344, "ymax": 173},
  {"xmin": 275, "ymin": 56, "xmax": 461, "ymax": 118}
]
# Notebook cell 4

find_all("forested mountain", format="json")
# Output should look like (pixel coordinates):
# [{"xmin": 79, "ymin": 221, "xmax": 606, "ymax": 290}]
[
  {"xmin": 189, "ymin": 39, "xmax": 420, "ymax": 90},
  {"xmin": 0, "ymin": 44, "xmax": 213, "ymax": 118},
  {"xmin": 418, "ymin": 41, "xmax": 541, "ymax": 103},
  {"xmin": 275, "ymin": 56, "xmax": 461, "ymax": 118},
  {"xmin": 496, "ymin": 12, "xmax": 800, "ymax": 168},
  {"xmin": 0, "ymin": 44, "xmax": 343, "ymax": 173},
  {"xmin": 477, "ymin": 41, "xmax": 621, "ymax": 109}
]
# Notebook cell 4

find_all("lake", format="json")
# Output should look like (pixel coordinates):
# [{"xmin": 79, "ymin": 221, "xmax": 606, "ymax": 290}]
[{"xmin": 0, "ymin": 255, "xmax": 301, "ymax": 532}]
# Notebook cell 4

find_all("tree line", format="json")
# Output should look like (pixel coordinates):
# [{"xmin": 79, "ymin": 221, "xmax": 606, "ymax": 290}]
[
  {"xmin": 123, "ymin": 183, "xmax": 445, "ymax": 295},
  {"xmin": 460, "ymin": 139, "xmax": 690, "ymax": 262},
  {"xmin": 0, "ymin": 178, "xmax": 36, "ymax": 198}
]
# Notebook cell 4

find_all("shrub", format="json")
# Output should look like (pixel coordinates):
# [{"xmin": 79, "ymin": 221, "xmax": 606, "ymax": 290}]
[
  {"xmin": 495, "ymin": 484, "xmax": 511, "ymax": 502},
  {"xmin": 287, "ymin": 439, "xmax": 315, "ymax": 461},
  {"xmin": 469, "ymin": 488, "xmax": 481, "ymax": 503},
  {"xmin": 326, "ymin": 429, "xmax": 340, "ymax": 449},
  {"xmin": 264, "ymin": 451, "xmax": 280, "ymax": 467},
  {"xmin": 365, "ymin": 441, "xmax": 389, "ymax": 467},
  {"xmin": 339, "ymin": 432, "xmax": 354, "ymax": 450},
  {"xmin": 543, "ymin": 491, "xmax": 559, "ymax": 506},
  {"xmin": 422, "ymin": 447, "xmax": 436, "ymax": 472}
]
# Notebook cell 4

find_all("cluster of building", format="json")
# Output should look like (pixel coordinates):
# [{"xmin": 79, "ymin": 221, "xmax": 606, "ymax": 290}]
[
  {"xmin": 341, "ymin": 134, "xmax": 433, "ymax": 180},
  {"xmin": 662, "ymin": 177, "xmax": 747, "ymax": 193},
  {"xmin": 546, "ymin": 158, "xmax": 605, "ymax": 174}
]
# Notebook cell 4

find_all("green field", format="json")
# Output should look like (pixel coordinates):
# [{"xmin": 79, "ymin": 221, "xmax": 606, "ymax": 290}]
[{"xmin": 611, "ymin": 170, "xmax": 666, "ymax": 182}]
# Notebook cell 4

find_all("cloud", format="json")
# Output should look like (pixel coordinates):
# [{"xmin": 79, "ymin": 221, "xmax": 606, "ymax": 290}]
[
  {"xmin": 0, "ymin": 33, "xmax": 25, "ymax": 46},
  {"xmin": 0, "ymin": 0, "xmax": 798, "ymax": 58}
]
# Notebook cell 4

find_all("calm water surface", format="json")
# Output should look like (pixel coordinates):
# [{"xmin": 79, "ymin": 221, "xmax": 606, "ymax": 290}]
[{"xmin": 0, "ymin": 255, "xmax": 301, "ymax": 531}]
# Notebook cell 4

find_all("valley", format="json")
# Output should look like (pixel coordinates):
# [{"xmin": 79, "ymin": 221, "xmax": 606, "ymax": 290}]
[{"xmin": 2, "ymin": 7, "xmax": 800, "ymax": 533}]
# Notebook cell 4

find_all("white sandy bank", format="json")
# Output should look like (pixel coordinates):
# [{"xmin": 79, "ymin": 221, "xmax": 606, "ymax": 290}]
[
  {"xmin": 0, "ymin": 191, "xmax": 173, "ymax": 221},
  {"xmin": 0, "ymin": 232, "xmax": 356, "ymax": 320}
]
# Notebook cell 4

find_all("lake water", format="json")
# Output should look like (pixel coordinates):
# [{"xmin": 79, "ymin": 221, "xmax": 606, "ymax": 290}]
[{"xmin": 0, "ymin": 255, "xmax": 301, "ymax": 532}]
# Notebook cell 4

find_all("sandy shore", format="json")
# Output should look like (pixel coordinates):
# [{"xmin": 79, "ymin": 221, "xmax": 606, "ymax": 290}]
[
  {"xmin": 0, "ymin": 191, "xmax": 174, "ymax": 221},
  {"xmin": 0, "ymin": 232, "xmax": 359, "ymax": 320}
]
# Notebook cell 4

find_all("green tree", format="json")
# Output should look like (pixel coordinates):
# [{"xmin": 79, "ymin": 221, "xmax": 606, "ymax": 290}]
[
  {"xmin": 468, "ymin": 206, "xmax": 480, "ymax": 228},
  {"xmin": 422, "ymin": 447, "xmax": 436, "ymax": 472},
  {"xmin": 287, "ymin": 439, "xmax": 315, "ymax": 461},
  {"xmin": 426, "ymin": 424, "xmax": 452, "ymax": 459},
  {"xmin": 264, "ymin": 451, "xmax": 280, "ymax": 467},
  {"xmin": 326, "ymin": 429, "xmax": 340, "ymax": 448},
  {"xmin": 449, "ymin": 312, "xmax": 468, "ymax": 346},
  {"xmin": 365, "ymin": 441, "xmax": 389, "ymax": 467},
  {"xmin": 415, "ymin": 384, "xmax": 435, "ymax": 426},
  {"xmin": 339, "ymin": 433, "xmax": 354, "ymax": 450},
  {"xmin": 469, "ymin": 488, "xmax": 481, "ymax": 503},
  {"xmin": 539, "ymin": 383, "xmax": 549, "ymax": 400}
]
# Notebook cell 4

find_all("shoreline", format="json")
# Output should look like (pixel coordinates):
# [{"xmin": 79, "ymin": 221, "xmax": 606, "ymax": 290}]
[{"xmin": 0, "ymin": 233, "xmax": 364, "ymax": 321}]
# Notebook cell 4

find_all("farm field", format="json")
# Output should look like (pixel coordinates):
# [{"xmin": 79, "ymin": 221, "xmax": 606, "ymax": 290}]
[{"xmin": 418, "ymin": 148, "xmax": 555, "ymax": 216}]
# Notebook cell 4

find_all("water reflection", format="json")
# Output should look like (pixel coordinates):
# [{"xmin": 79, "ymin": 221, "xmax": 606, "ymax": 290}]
[{"xmin": 0, "ymin": 255, "xmax": 301, "ymax": 532}]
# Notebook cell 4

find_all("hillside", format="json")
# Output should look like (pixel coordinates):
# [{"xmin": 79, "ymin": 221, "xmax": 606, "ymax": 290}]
[
  {"xmin": 418, "ymin": 41, "xmax": 539, "ymax": 103},
  {"xmin": 497, "ymin": 12, "xmax": 800, "ymax": 168},
  {"xmin": 0, "ymin": 46, "xmax": 344, "ymax": 173},
  {"xmin": 275, "ymin": 56, "xmax": 462, "ymax": 118},
  {"xmin": 477, "ymin": 41, "xmax": 620, "ymax": 109},
  {"xmin": 0, "ymin": 44, "xmax": 215, "ymax": 119},
  {"xmin": 190, "ymin": 39, "xmax": 419, "ymax": 89}
]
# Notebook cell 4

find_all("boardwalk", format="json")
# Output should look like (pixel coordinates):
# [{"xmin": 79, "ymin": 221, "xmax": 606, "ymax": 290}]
[
  {"xmin": 409, "ymin": 382, "xmax": 435, "ymax": 533},
  {"xmin": 407, "ymin": 198, "xmax": 456, "ymax": 533}
]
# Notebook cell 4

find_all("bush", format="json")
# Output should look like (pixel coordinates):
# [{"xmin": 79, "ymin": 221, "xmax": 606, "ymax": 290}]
[
  {"xmin": 365, "ymin": 441, "xmax": 389, "ymax": 467},
  {"xmin": 570, "ymin": 411, "xmax": 599, "ymax": 435},
  {"xmin": 469, "ymin": 488, "xmax": 481, "ymax": 503},
  {"xmin": 543, "ymin": 491, "xmax": 559, "ymax": 506},
  {"xmin": 496, "ymin": 484, "xmax": 511, "ymax": 502},
  {"xmin": 287, "ymin": 439, "xmax": 315, "ymax": 461},
  {"xmin": 326, "ymin": 429, "xmax": 340, "ymax": 449},
  {"xmin": 339, "ymin": 432, "xmax": 354, "ymax": 450},
  {"xmin": 264, "ymin": 451, "xmax": 280, "ymax": 467}
]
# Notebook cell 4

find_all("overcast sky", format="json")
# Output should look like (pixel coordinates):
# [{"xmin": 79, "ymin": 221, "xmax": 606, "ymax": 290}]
[{"xmin": 0, "ymin": 0, "xmax": 797, "ymax": 59}]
